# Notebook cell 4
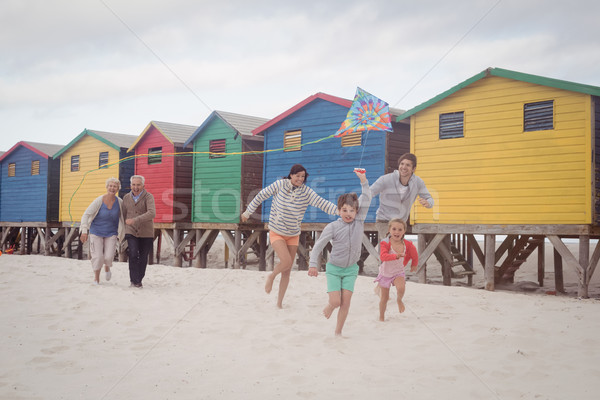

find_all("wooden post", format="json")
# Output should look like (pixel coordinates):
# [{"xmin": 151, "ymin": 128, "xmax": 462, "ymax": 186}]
[
  {"xmin": 20, "ymin": 227, "xmax": 26, "ymax": 255},
  {"xmin": 297, "ymin": 232, "xmax": 308, "ymax": 271},
  {"xmin": 443, "ymin": 235, "xmax": 452, "ymax": 286},
  {"xmin": 537, "ymin": 238, "xmax": 545, "ymax": 287},
  {"xmin": 234, "ymin": 230, "xmax": 242, "ymax": 269},
  {"xmin": 44, "ymin": 227, "xmax": 51, "ymax": 256},
  {"xmin": 173, "ymin": 228, "xmax": 182, "ymax": 268},
  {"xmin": 553, "ymin": 248, "xmax": 565, "ymax": 293},
  {"xmin": 578, "ymin": 235, "xmax": 589, "ymax": 298},
  {"xmin": 417, "ymin": 234, "xmax": 427, "ymax": 283},
  {"xmin": 484, "ymin": 234, "xmax": 495, "ymax": 291},
  {"xmin": 258, "ymin": 230, "xmax": 267, "ymax": 271}
]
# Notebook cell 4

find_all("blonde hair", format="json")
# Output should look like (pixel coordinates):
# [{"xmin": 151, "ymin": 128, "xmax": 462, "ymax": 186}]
[{"xmin": 105, "ymin": 177, "xmax": 121, "ymax": 189}]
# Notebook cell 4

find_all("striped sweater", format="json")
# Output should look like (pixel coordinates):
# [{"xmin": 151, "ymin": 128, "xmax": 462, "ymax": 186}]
[{"xmin": 242, "ymin": 179, "xmax": 338, "ymax": 236}]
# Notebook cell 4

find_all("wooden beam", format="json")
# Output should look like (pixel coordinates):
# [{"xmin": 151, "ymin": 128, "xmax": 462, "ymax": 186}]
[
  {"xmin": 587, "ymin": 239, "xmax": 600, "ymax": 285},
  {"xmin": 416, "ymin": 233, "xmax": 447, "ymax": 273},
  {"xmin": 361, "ymin": 233, "xmax": 379, "ymax": 261},
  {"xmin": 495, "ymin": 235, "xmax": 518, "ymax": 263},
  {"xmin": 546, "ymin": 235, "xmax": 585, "ymax": 282},
  {"xmin": 237, "ymin": 230, "xmax": 261, "ymax": 257},
  {"xmin": 411, "ymin": 223, "xmax": 598, "ymax": 235},
  {"xmin": 466, "ymin": 234, "xmax": 485, "ymax": 266},
  {"xmin": 175, "ymin": 230, "xmax": 196, "ymax": 257}
]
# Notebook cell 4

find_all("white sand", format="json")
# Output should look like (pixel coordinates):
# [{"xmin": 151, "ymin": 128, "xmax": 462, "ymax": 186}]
[{"xmin": 1, "ymin": 240, "xmax": 600, "ymax": 399}]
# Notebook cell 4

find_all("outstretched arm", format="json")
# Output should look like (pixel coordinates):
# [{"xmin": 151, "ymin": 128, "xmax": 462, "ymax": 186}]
[{"xmin": 241, "ymin": 180, "xmax": 281, "ymax": 221}]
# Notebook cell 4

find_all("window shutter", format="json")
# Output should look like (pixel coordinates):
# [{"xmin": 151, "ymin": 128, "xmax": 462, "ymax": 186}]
[
  {"xmin": 341, "ymin": 132, "xmax": 362, "ymax": 147},
  {"xmin": 71, "ymin": 155, "xmax": 80, "ymax": 172},
  {"xmin": 439, "ymin": 112, "xmax": 464, "ymax": 139},
  {"xmin": 284, "ymin": 130, "xmax": 302, "ymax": 152},
  {"xmin": 31, "ymin": 160, "xmax": 40, "ymax": 175},
  {"xmin": 148, "ymin": 147, "xmax": 163, "ymax": 164},
  {"xmin": 209, "ymin": 139, "xmax": 226, "ymax": 159},
  {"xmin": 524, "ymin": 100, "xmax": 553, "ymax": 131}
]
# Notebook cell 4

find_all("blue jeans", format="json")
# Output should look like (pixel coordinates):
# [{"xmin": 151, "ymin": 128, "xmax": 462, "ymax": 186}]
[{"xmin": 125, "ymin": 234, "xmax": 153, "ymax": 285}]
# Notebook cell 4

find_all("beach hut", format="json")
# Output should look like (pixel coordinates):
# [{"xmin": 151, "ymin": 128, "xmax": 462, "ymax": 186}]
[
  {"xmin": 0, "ymin": 141, "xmax": 62, "ymax": 222},
  {"xmin": 252, "ymin": 92, "xmax": 407, "ymax": 225},
  {"xmin": 0, "ymin": 141, "xmax": 63, "ymax": 255},
  {"xmin": 127, "ymin": 121, "xmax": 197, "ymax": 223},
  {"xmin": 53, "ymin": 129, "xmax": 136, "ymax": 224},
  {"xmin": 396, "ymin": 67, "xmax": 600, "ymax": 295},
  {"xmin": 184, "ymin": 110, "xmax": 268, "ymax": 224}
]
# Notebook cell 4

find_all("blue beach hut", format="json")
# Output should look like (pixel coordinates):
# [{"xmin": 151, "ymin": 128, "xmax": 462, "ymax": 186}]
[
  {"xmin": 0, "ymin": 141, "xmax": 63, "ymax": 222},
  {"xmin": 251, "ymin": 92, "xmax": 407, "ymax": 224}
]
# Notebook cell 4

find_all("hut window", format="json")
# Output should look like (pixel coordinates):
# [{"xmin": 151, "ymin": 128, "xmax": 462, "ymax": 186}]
[
  {"xmin": 71, "ymin": 155, "xmax": 80, "ymax": 172},
  {"xmin": 31, "ymin": 160, "xmax": 40, "ymax": 176},
  {"xmin": 524, "ymin": 100, "xmax": 554, "ymax": 131},
  {"xmin": 99, "ymin": 152, "xmax": 109, "ymax": 168},
  {"xmin": 439, "ymin": 112, "xmax": 464, "ymax": 139},
  {"xmin": 209, "ymin": 139, "xmax": 226, "ymax": 159},
  {"xmin": 148, "ymin": 147, "xmax": 162, "ymax": 164},
  {"xmin": 341, "ymin": 132, "xmax": 362, "ymax": 147},
  {"xmin": 8, "ymin": 162, "xmax": 16, "ymax": 177},
  {"xmin": 284, "ymin": 130, "xmax": 302, "ymax": 152}
]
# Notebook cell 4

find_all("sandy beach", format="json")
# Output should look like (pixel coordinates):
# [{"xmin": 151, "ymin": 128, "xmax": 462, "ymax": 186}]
[{"xmin": 1, "ymin": 238, "xmax": 600, "ymax": 399}]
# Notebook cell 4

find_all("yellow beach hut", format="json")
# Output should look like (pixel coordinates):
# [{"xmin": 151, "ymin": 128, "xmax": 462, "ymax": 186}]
[
  {"xmin": 396, "ymin": 67, "xmax": 600, "ymax": 296},
  {"xmin": 53, "ymin": 129, "xmax": 136, "ymax": 225}
]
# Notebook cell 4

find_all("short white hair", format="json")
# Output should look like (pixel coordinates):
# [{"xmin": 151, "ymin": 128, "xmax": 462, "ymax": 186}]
[
  {"xmin": 130, "ymin": 175, "xmax": 145, "ymax": 185},
  {"xmin": 106, "ymin": 177, "xmax": 121, "ymax": 189}
]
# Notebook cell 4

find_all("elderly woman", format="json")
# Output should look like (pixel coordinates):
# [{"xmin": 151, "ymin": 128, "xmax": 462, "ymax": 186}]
[{"xmin": 80, "ymin": 177, "xmax": 125, "ymax": 285}]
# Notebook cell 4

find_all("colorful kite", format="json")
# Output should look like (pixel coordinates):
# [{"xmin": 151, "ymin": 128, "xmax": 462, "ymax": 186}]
[{"xmin": 334, "ymin": 87, "xmax": 392, "ymax": 137}]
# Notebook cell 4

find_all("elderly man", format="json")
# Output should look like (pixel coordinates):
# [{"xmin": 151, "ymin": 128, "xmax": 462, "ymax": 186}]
[{"xmin": 122, "ymin": 175, "xmax": 156, "ymax": 288}]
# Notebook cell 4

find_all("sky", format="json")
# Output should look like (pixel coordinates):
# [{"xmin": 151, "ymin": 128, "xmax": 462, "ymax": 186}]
[{"xmin": 1, "ymin": 0, "xmax": 599, "ymax": 152}]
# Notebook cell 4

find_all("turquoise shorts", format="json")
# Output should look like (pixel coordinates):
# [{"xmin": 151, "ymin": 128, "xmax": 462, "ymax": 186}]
[{"xmin": 325, "ymin": 262, "xmax": 359, "ymax": 292}]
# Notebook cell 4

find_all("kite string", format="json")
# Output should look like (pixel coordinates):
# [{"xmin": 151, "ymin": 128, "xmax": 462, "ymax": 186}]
[{"xmin": 66, "ymin": 133, "xmax": 337, "ymax": 222}]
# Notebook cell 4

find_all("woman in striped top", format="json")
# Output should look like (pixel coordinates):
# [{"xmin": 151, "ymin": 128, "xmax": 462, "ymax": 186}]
[{"xmin": 241, "ymin": 164, "xmax": 338, "ymax": 308}]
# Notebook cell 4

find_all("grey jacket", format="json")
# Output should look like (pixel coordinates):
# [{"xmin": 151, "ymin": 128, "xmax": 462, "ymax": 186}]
[
  {"xmin": 309, "ymin": 180, "xmax": 371, "ymax": 269},
  {"xmin": 370, "ymin": 171, "xmax": 433, "ymax": 222}
]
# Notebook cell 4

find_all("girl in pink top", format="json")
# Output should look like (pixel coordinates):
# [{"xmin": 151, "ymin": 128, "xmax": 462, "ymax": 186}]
[{"xmin": 374, "ymin": 219, "xmax": 418, "ymax": 321}]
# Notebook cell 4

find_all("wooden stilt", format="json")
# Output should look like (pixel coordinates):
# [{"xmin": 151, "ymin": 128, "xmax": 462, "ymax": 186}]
[
  {"xmin": 538, "ymin": 239, "xmax": 545, "ymax": 287},
  {"xmin": 578, "ymin": 235, "xmax": 589, "ymax": 298},
  {"xmin": 553, "ymin": 248, "xmax": 565, "ymax": 293},
  {"xmin": 484, "ymin": 234, "xmax": 495, "ymax": 291}
]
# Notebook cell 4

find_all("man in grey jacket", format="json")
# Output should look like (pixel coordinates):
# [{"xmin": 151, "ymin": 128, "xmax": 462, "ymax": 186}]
[{"xmin": 370, "ymin": 153, "xmax": 433, "ymax": 241}]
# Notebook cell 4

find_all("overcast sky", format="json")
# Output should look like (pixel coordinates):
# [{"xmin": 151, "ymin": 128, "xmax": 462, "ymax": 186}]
[{"xmin": 1, "ymin": 0, "xmax": 599, "ymax": 152}]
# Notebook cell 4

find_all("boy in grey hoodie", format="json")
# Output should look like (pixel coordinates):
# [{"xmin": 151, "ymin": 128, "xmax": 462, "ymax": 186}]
[{"xmin": 308, "ymin": 171, "xmax": 371, "ymax": 336}]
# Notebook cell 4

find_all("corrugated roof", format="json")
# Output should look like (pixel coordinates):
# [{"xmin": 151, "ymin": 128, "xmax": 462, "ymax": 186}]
[
  {"xmin": 23, "ymin": 141, "xmax": 64, "ymax": 157},
  {"xmin": 215, "ymin": 111, "xmax": 269, "ymax": 137},
  {"xmin": 150, "ymin": 121, "xmax": 198, "ymax": 144},
  {"xmin": 183, "ymin": 111, "xmax": 269, "ymax": 148},
  {"xmin": 0, "ymin": 141, "xmax": 65, "ymax": 162},
  {"xmin": 88, "ymin": 130, "xmax": 137, "ymax": 149},
  {"xmin": 53, "ymin": 129, "xmax": 137, "ymax": 159}
]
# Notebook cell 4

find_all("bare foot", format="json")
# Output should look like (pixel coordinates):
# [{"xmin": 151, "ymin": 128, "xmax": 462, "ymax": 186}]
[
  {"xmin": 265, "ymin": 273, "xmax": 275, "ymax": 294},
  {"xmin": 398, "ymin": 300, "xmax": 405, "ymax": 313},
  {"xmin": 323, "ymin": 303, "xmax": 335, "ymax": 319},
  {"xmin": 379, "ymin": 316, "xmax": 385, "ymax": 322},
  {"xmin": 373, "ymin": 284, "xmax": 381, "ymax": 297}
]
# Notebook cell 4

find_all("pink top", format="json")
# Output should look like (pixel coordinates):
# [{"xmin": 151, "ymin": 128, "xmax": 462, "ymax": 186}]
[
  {"xmin": 379, "ymin": 239, "xmax": 418, "ymax": 277},
  {"xmin": 379, "ymin": 247, "xmax": 404, "ymax": 277}
]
